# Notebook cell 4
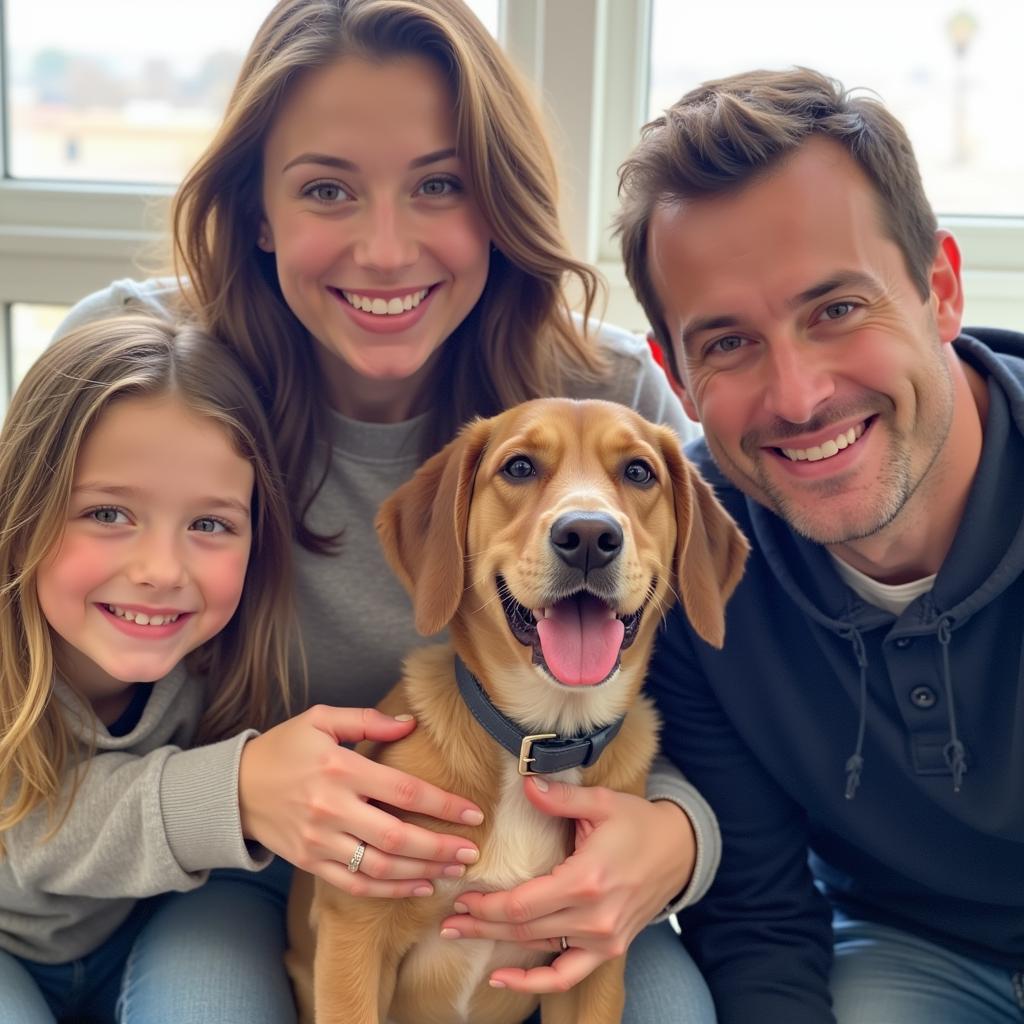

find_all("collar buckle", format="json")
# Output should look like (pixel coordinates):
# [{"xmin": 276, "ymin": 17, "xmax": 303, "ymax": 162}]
[{"xmin": 517, "ymin": 733, "xmax": 558, "ymax": 775}]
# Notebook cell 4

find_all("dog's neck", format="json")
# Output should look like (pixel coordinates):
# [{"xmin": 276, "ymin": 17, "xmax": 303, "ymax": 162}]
[{"xmin": 453, "ymin": 656, "xmax": 625, "ymax": 776}]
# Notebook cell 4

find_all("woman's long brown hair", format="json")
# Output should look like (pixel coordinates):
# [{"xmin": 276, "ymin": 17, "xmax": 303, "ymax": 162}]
[{"xmin": 172, "ymin": 0, "xmax": 606, "ymax": 553}]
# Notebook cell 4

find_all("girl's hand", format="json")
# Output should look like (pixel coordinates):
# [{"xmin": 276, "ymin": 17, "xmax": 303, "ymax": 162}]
[
  {"xmin": 238, "ymin": 705, "xmax": 484, "ymax": 898},
  {"xmin": 439, "ymin": 777, "xmax": 695, "ymax": 992}
]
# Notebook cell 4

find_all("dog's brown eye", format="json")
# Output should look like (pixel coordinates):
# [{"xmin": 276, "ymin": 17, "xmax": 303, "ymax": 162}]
[
  {"xmin": 624, "ymin": 460, "xmax": 655, "ymax": 486},
  {"xmin": 503, "ymin": 456, "xmax": 536, "ymax": 480}
]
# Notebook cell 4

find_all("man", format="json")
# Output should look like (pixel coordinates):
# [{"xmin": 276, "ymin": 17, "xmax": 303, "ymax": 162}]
[{"xmin": 617, "ymin": 67, "xmax": 1024, "ymax": 1023}]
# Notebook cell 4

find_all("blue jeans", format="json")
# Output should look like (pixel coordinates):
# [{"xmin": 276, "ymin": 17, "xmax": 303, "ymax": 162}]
[
  {"xmin": 0, "ymin": 901, "xmax": 156, "ymax": 1023},
  {"xmin": 118, "ymin": 858, "xmax": 296, "ymax": 1024},
  {"xmin": 112, "ymin": 859, "xmax": 714, "ymax": 1023},
  {"xmin": 831, "ymin": 911, "xmax": 1024, "ymax": 1023},
  {"xmin": 623, "ymin": 920, "xmax": 716, "ymax": 1023}
]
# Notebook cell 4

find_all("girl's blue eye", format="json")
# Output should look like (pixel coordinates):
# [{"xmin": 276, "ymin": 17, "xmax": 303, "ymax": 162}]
[
  {"xmin": 191, "ymin": 517, "xmax": 228, "ymax": 534},
  {"xmin": 89, "ymin": 507, "xmax": 127, "ymax": 525}
]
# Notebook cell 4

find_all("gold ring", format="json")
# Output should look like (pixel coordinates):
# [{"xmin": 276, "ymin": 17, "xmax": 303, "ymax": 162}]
[{"xmin": 347, "ymin": 839, "xmax": 367, "ymax": 874}]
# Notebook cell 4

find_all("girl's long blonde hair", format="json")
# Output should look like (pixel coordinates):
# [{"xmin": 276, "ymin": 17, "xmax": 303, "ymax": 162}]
[
  {"xmin": 0, "ymin": 314, "xmax": 295, "ymax": 850},
  {"xmin": 173, "ymin": 0, "xmax": 605, "ymax": 553}
]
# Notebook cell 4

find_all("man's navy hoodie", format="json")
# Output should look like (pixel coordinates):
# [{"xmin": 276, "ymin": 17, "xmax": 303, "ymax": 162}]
[{"xmin": 649, "ymin": 329, "xmax": 1024, "ymax": 1023}]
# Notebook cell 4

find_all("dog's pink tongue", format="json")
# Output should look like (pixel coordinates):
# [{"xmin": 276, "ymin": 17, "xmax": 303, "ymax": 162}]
[{"xmin": 536, "ymin": 594, "xmax": 624, "ymax": 686}]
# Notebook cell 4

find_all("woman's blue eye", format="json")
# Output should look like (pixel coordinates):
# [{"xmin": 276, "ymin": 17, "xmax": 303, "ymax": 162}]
[
  {"xmin": 306, "ymin": 182, "xmax": 347, "ymax": 202},
  {"xmin": 503, "ymin": 456, "xmax": 536, "ymax": 480},
  {"xmin": 420, "ymin": 177, "xmax": 460, "ymax": 197}
]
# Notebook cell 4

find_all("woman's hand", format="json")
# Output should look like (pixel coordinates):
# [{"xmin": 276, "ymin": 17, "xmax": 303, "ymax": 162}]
[
  {"xmin": 238, "ymin": 705, "xmax": 484, "ymax": 898},
  {"xmin": 439, "ymin": 776, "xmax": 695, "ymax": 992}
]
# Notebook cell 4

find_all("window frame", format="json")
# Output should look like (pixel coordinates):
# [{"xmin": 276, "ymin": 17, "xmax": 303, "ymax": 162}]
[
  {"xmin": 507, "ymin": 1, "xmax": 1024, "ymax": 333},
  {"xmin": 1, "ymin": 0, "xmax": 1021, "ymax": 381}
]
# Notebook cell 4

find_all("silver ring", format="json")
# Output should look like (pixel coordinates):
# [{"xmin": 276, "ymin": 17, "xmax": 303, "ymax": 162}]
[
  {"xmin": 347, "ymin": 840, "xmax": 367, "ymax": 874},
  {"xmin": 559, "ymin": 935, "xmax": 570, "ymax": 952}
]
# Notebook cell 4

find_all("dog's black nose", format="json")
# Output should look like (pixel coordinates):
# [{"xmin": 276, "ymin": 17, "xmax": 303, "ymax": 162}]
[{"xmin": 550, "ymin": 512, "xmax": 623, "ymax": 572}]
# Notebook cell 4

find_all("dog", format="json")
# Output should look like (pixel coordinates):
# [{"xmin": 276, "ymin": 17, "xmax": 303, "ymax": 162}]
[{"xmin": 286, "ymin": 397, "xmax": 747, "ymax": 1024}]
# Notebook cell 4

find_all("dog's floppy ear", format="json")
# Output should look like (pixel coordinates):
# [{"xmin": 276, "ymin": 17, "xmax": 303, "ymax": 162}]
[
  {"xmin": 375, "ymin": 417, "xmax": 492, "ymax": 636},
  {"xmin": 660, "ymin": 431, "xmax": 749, "ymax": 648}
]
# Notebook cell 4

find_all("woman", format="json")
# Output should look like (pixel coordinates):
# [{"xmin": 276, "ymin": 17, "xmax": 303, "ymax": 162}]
[{"xmin": 58, "ymin": 1, "xmax": 716, "ymax": 1021}]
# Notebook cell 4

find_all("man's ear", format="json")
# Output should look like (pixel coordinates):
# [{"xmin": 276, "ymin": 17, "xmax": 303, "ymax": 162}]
[
  {"xmin": 931, "ymin": 230, "xmax": 964, "ymax": 344},
  {"xmin": 677, "ymin": 377, "xmax": 699, "ymax": 423},
  {"xmin": 658, "ymin": 316, "xmax": 699, "ymax": 424}
]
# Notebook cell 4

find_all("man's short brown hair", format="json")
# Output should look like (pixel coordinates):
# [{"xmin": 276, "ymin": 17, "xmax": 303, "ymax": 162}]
[{"xmin": 616, "ymin": 67, "xmax": 938, "ymax": 372}]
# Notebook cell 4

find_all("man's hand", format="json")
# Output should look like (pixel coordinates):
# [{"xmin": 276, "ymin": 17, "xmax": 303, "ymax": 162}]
[{"xmin": 439, "ymin": 776, "xmax": 695, "ymax": 992}]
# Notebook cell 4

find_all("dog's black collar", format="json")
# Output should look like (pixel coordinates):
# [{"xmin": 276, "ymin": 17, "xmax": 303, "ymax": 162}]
[{"xmin": 454, "ymin": 656, "xmax": 625, "ymax": 775}]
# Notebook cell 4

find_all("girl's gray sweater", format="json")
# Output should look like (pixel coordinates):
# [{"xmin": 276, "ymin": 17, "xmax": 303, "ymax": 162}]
[{"xmin": 0, "ymin": 666, "xmax": 267, "ymax": 963}]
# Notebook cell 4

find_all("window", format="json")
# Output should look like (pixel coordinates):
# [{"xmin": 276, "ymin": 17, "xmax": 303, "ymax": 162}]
[
  {"xmin": 6, "ymin": 1, "xmax": 269, "ymax": 184},
  {"xmin": 0, "ymin": 0, "xmax": 498, "ymax": 407},
  {"xmin": 9, "ymin": 303, "xmax": 69, "ymax": 386},
  {"xmin": 649, "ymin": 0, "xmax": 1024, "ymax": 218},
  {"xmin": 6, "ymin": 0, "xmax": 500, "ymax": 185},
  {"xmin": 1, "ymin": 0, "xmax": 1020, "ymax": 401},
  {"xmin": 589, "ymin": 1, "xmax": 1023, "ymax": 331}
]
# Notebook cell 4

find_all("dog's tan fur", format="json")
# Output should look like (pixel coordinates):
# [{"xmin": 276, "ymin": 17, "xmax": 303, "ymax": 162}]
[{"xmin": 286, "ymin": 398, "xmax": 747, "ymax": 1024}]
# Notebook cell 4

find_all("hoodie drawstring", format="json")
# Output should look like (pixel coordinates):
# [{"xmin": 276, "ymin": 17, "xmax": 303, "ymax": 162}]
[
  {"xmin": 937, "ymin": 616, "xmax": 967, "ymax": 793},
  {"xmin": 842, "ymin": 618, "xmax": 966, "ymax": 799},
  {"xmin": 841, "ymin": 626, "xmax": 869, "ymax": 800}
]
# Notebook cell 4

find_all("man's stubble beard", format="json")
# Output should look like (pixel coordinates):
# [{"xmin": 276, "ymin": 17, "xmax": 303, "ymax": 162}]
[{"xmin": 712, "ymin": 350, "xmax": 955, "ymax": 547}]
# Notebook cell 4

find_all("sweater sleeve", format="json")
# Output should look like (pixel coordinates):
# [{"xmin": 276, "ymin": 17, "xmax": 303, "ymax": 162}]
[
  {"xmin": 645, "ymin": 754, "xmax": 722, "ymax": 917},
  {"xmin": 4, "ymin": 735, "xmax": 269, "ymax": 900},
  {"xmin": 648, "ymin": 603, "xmax": 836, "ymax": 1024}
]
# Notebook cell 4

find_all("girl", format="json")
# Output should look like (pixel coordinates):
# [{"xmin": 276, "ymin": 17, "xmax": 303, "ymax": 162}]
[
  {"xmin": 0, "ymin": 314, "xmax": 297, "ymax": 1022},
  {"xmin": 58, "ymin": 1, "xmax": 719, "ymax": 1021}
]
